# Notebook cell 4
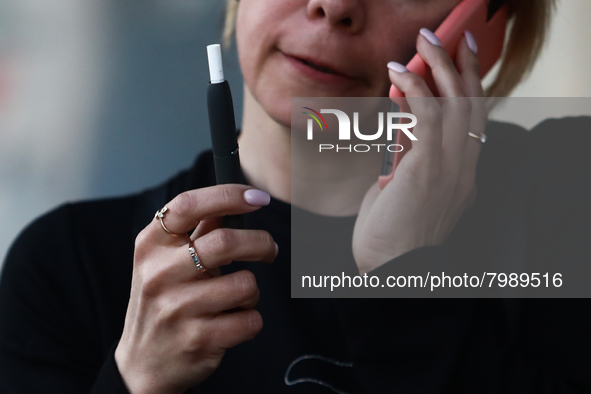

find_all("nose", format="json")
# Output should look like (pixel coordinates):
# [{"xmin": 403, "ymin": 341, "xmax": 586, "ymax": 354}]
[{"xmin": 307, "ymin": 0, "xmax": 366, "ymax": 33}]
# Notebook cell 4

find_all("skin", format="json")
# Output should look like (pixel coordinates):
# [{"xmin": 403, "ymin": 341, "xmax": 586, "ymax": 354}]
[
  {"xmin": 238, "ymin": 0, "xmax": 463, "ymax": 210},
  {"xmin": 115, "ymin": 0, "xmax": 487, "ymax": 392}
]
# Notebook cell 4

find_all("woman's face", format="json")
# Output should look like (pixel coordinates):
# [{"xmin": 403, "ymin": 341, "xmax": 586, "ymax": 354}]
[{"xmin": 236, "ymin": 0, "xmax": 461, "ymax": 127}]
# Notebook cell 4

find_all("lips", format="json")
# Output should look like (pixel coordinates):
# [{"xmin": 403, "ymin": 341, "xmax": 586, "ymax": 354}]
[
  {"xmin": 297, "ymin": 58, "xmax": 338, "ymax": 75},
  {"xmin": 282, "ymin": 52, "xmax": 354, "ymax": 81}
]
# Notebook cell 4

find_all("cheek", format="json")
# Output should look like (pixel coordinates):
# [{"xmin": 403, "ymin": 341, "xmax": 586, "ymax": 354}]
[
  {"xmin": 236, "ymin": 3, "xmax": 265, "ymax": 83},
  {"xmin": 236, "ymin": 0, "xmax": 297, "ymax": 80},
  {"xmin": 372, "ymin": 0, "xmax": 461, "ymax": 57},
  {"xmin": 236, "ymin": 2, "xmax": 294, "ymax": 126}
]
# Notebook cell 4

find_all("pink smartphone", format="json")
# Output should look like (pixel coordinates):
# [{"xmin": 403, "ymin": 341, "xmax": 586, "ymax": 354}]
[{"xmin": 378, "ymin": 0, "xmax": 509, "ymax": 189}]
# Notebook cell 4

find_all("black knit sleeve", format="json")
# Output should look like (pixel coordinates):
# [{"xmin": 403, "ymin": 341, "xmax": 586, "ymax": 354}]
[
  {"xmin": 0, "ymin": 205, "xmax": 131, "ymax": 394},
  {"xmin": 89, "ymin": 345, "xmax": 130, "ymax": 394}
]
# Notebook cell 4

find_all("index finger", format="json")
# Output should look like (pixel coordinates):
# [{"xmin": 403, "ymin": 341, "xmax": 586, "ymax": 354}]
[
  {"xmin": 152, "ymin": 185, "xmax": 271, "ymax": 239},
  {"xmin": 415, "ymin": 28, "xmax": 466, "ymax": 98}
]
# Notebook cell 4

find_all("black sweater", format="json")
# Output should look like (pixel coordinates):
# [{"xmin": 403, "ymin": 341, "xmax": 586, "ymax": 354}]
[{"xmin": 1, "ymin": 118, "xmax": 591, "ymax": 393}]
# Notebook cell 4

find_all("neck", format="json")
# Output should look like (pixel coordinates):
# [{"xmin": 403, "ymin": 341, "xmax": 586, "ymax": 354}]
[
  {"xmin": 238, "ymin": 87, "xmax": 292, "ymax": 204},
  {"xmin": 238, "ymin": 87, "xmax": 383, "ymax": 216}
]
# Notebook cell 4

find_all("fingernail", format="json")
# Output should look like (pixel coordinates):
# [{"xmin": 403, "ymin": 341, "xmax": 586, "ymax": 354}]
[
  {"xmin": 244, "ymin": 189, "xmax": 271, "ymax": 206},
  {"xmin": 274, "ymin": 242, "xmax": 279, "ymax": 258},
  {"xmin": 387, "ymin": 61, "xmax": 409, "ymax": 73},
  {"xmin": 464, "ymin": 30, "xmax": 478, "ymax": 54},
  {"xmin": 419, "ymin": 27, "xmax": 442, "ymax": 47}
]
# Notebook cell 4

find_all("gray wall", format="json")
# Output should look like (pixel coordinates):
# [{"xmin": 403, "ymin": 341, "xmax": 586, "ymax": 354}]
[
  {"xmin": 89, "ymin": 0, "xmax": 243, "ymax": 196},
  {"xmin": 0, "ymin": 0, "xmax": 243, "ymax": 263}
]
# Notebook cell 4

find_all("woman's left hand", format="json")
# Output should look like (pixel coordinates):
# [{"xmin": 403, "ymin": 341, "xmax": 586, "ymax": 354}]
[{"xmin": 352, "ymin": 29, "xmax": 488, "ymax": 275}]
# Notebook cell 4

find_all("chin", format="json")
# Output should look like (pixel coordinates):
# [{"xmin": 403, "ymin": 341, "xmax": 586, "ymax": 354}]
[{"xmin": 260, "ymin": 92, "xmax": 293, "ymax": 128}]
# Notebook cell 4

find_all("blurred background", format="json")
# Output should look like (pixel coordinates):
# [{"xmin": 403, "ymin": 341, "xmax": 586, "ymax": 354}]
[{"xmin": 1, "ymin": 0, "xmax": 590, "ymax": 266}]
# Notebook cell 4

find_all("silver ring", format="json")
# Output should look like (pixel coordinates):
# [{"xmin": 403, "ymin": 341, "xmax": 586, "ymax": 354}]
[
  {"xmin": 189, "ymin": 242, "xmax": 204, "ymax": 270},
  {"xmin": 154, "ymin": 207, "xmax": 179, "ymax": 236},
  {"xmin": 468, "ymin": 132, "xmax": 487, "ymax": 143}
]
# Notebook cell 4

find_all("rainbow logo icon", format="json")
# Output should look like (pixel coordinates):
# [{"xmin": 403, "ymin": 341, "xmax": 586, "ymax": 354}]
[{"xmin": 302, "ymin": 107, "xmax": 328, "ymax": 132}]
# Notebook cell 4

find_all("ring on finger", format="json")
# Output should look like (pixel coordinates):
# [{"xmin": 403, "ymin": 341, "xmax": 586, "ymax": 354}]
[
  {"xmin": 468, "ymin": 132, "xmax": 487, "ymax": 143},
  {"xmin": 154, "ymin": 207, "xmax": 181, "ymax": 236},
  {"xmin": 189, "ymin": 241, "xmax": 205, "ymax": 270}
]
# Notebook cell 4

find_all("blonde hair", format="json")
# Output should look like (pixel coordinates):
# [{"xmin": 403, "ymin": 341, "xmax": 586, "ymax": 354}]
[
  {"xmin": 223, "ymin": 0, "xmax": 240, "ymax": 51},
  {"xmin": 222, "ymin": 0, "xmax": 556, "ymax": 97}
]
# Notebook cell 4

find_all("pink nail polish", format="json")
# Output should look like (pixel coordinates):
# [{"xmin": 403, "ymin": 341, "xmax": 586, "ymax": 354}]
[
  {"xmin": 419, "ymin": 28, "xmax": 442, "ymax": 47},
  {"xmin": 387, "ymin": 61, "xmax": 409, "ymax": 73},
  {"xmin": 244, "ymin": 189, "xmax": 271, "ymax": 206},
  {"xmin": 464, "ymin": 31, "xmax": 478, "ymax": 54}
]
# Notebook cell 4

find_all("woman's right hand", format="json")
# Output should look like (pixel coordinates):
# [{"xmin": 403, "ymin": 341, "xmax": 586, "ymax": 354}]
[{"xmin": 114, "ymin": 185, "xmax": 278, "ymax": 394}]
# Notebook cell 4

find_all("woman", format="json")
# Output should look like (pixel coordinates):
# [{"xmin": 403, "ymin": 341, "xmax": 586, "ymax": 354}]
[{"xmin": 2, "ymin": 0, "xmax": 591, "ymax": 393}]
